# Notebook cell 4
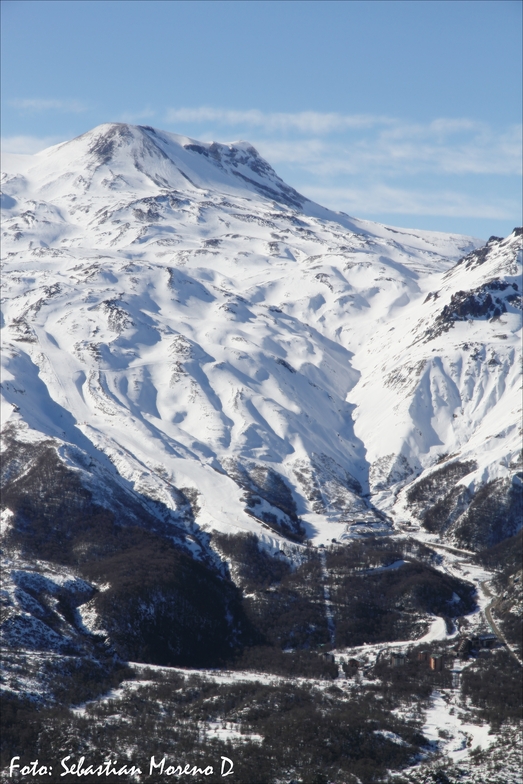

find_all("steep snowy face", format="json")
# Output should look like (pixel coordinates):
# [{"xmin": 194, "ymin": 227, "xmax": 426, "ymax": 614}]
[
  {"xmin": 1, "ymin": 122, "xmax": 520, "ymax": 550},
  {"xmin": 352, "ymin": 230, "xmax": 522, "ymax": 495}
]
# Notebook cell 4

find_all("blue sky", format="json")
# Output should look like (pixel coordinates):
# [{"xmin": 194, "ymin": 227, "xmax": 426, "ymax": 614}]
[{"xmin": 1, "ymin": 0, "xmax": 521, "ymax": 239}]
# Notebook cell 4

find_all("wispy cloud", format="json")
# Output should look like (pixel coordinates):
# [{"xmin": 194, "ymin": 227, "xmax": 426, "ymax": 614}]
[
  {"xmin": 255, "ymin": 127, "xmax": 522, "ymax": 178},
  {"xmin": 164, "ymin": 107, "xmax": 522, "ymax": 178},
  {"xmin": 1, "ymin": 135, "xmax": 65, "ymax": 154},
  {"xmin": 365, "ymin": 121, "xmax": 522, "ymax": 176},
  {"xmin": 165, "ymin": 107, "xmax": 389, "ymax": 134},
  {"xmin": 10, "ymin": 98, "xmax": 87, "ymax": 113},
  {"xmin": 304, "ymin": 184, "xmax": 519, "ymax": 219}
]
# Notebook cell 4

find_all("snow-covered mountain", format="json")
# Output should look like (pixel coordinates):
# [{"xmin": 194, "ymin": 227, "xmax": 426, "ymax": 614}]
[
  {"xmin": 2, "ymin": 122, "xmax": 522, "ymax": 784},
  {"xmin": 1, "ymin": 122, "xmax": 521, "ymax": 553}
]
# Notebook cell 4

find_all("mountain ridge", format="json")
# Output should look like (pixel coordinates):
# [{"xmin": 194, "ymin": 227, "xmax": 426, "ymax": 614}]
[{"xmin": 1, "ymin": 122, "xmax": 520, "ymax": 554}]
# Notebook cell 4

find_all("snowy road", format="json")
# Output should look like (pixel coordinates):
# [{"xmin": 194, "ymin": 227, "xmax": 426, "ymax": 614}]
[{"xmin": 480, "ymin": 582, "xmax": 523, "ymax": 667}]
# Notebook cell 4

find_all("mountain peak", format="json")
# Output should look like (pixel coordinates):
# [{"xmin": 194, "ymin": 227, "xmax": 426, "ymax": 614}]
[{"xmin": 30, "ymin": 122, "xmax": 306, "ymax": 209}]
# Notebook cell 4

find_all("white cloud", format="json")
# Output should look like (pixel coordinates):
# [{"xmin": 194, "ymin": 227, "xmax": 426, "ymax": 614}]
[
  {"xmin": 165, "ymin": 107, "xmax": 389, "ymax": 134},
  {"xmin": 367, "ymin": 123, "xmax": 522, "ymax": 176},
  {"xmin": 303, "ymin": 183, "xmax": 519, "ymax": 219},
  {"xmin": 252, "ymin": 125, "xmax": 522, "ymax": 178},
  {"xmin": 0, "ymin": 135, "xmax": 64, "ymax": 154},
  {"xmin": 10, "ymin": 98, "xmax": 87, "ymax": 113},
  {"xmin": 163, "ymin": 108, "xmax": 522, "ymax": 178}
]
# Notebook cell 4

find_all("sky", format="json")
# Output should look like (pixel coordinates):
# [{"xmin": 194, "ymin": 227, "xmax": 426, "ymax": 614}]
[{"xmin": 1, "ymin": 0, "xmax": 521, "ymax": 239}]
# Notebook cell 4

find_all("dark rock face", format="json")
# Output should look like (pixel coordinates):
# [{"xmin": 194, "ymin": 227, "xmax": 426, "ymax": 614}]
[
  {"xmin": 450, "ymin": 230, "xmax": 520, "ymax": 272},
  {"xmin": 87, "ymin": 123, "xmax": 135, "ymax": 165},
  {"xmin": 451, "ymin": 235, "xmax": 503, "ymax": 270},
  {"xmin": 426, "ymin": 279, "xmax": 521, "ymax": 340},
  {"xmin": 442, "ymin": 279, "xmax": 519, "ymax": 319},
  {"xmin": 182, "ymin": 138, "xmax": 306, "ymax": 209}
]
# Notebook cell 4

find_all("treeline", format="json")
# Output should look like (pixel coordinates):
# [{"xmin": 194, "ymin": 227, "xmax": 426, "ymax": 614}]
[
  {"xmin": 231, "ymin": 646, "xmax": 338, "ymax": 679},
  {"xmin": 215, "ymin": 532, "xmax": 330, "ymax": 656},
  {"xmin": 3, "ymin": 446, "xmax": 253, "ymax": 668},
  {"xmin": 214, "ymin": 532, "xmax": 292, "ymax": 590},
  {"xmin": 478, "ymin": 528, "xmax": 522, "ymax": 574},
  {"xmin": 326, "ymin": 536, "xmax": 404, "ymax": 571},
  {"xmin": 83, "ymin": 530, "xmax": 248, "ymax": 667},
  {"xmin": 325, "ymin": 535, "xmax": 440, "ymax": 572},
  {"xmin": 325, "ymin": 541, "xmax": 475, "ymax": 647},
  {"xmin": 1, "ymin": 670, "xmax": 426, "ymax": 784},
  {"xmin": 214, "ymin": 533, "xmax": 475, "ymax": 662},
  {"xmin": 461, "ymin": 650, "xmax": 523, "ymax": 727}
]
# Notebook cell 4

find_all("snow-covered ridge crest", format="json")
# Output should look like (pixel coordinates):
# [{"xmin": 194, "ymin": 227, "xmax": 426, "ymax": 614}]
[
  {"xmin": 1, "ymin": 122, "xmax": 520, "ymax": 551},
  {"xmin": 1, "ymin": 121, "xmax": 306, "ymax": 210}
]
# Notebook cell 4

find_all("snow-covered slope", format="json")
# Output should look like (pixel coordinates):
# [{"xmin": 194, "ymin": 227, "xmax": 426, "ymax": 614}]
[{"xmin": 1, "ymin": 122, "xmax": 521, "ymax": 550}]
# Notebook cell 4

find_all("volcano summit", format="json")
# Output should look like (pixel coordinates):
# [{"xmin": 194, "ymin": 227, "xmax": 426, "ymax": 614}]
[{"xmin": 1, "ymin": 123, "xmax": 520, "ymax": 550}]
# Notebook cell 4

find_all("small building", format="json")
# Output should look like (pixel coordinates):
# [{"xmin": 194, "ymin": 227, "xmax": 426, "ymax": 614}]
[
  {"xmin": 322, "ymin": 652, "xmax": 335, "ymax": 663},
  {"xmin": 417, "ymin": 650, "xmax": 429, "ymax": 662},
  {"xmin": 430, "ymin": 654, "xmax": 443, "ymax": 671},
  {"xmin": 456, "ymin": 637, "xmax": 472, "ymax": 660},
  {"xmin": 478, "ymin": 634, "xmax": 497, "ymax": 649},
  {"xmin": 451, "ymin": 670, "xmax": 461, "ymax": 689},
  {"xmin": 391, "ymin": 652, "xmax": 406, "ymax": 667}
]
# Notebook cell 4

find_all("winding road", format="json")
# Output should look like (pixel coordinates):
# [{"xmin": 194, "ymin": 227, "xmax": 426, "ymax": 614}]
[{"xmin": 480, "ymin": 581, "xmax": 522, "ymax": 667}]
